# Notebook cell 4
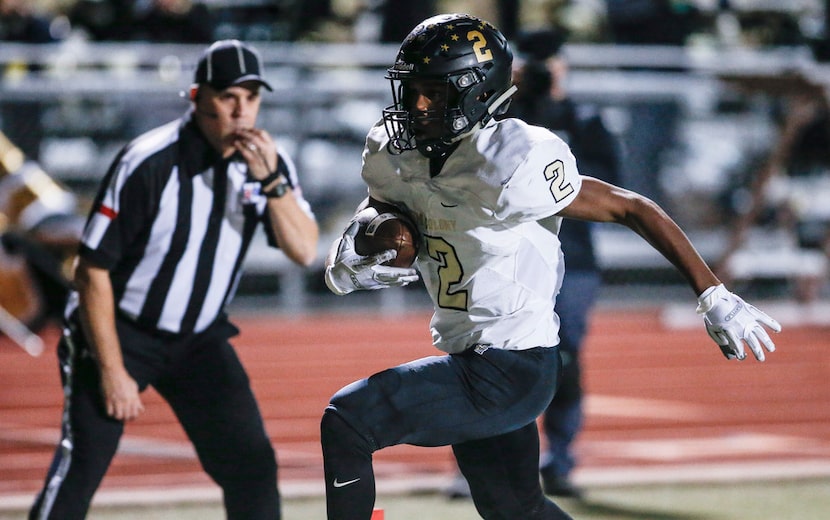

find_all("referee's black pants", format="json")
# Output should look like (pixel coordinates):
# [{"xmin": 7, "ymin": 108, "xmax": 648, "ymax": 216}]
[{"xmin": 29, "ymin": 316, "xmax": 280, "ymax": 519}]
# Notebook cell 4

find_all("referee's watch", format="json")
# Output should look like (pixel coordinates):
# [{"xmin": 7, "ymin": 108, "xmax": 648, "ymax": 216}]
[{"xmin": 260, "ymin": 171, "xmax": 291, "ymax": 199}]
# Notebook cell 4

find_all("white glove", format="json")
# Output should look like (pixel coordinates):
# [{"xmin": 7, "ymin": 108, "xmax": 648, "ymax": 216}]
[
  {"xmin": 324, "ymin": 221, "xmax": 419, "ymax": 296},
  {"xmin": 696, "ymin": 284, "xmax": 781, "ymax": 361}
]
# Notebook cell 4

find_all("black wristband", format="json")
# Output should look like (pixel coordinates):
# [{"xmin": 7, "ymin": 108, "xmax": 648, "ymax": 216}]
[
  {"xmin": 259, "ymin": 170, "xmax": 282, "ymax": 188},
  {"xmin": 264, "ymin": 178, "xmax": 290, "ymax": 198},
  {"xmin": 259, "ymin": 157, "xmax": 292, "ymax": 198}
]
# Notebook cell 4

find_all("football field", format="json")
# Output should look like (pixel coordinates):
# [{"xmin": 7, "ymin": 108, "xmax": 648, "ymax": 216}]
[
  {"xmin": 2, "ymin": 473, "xmax": 827, "ymax": 519},
  {"xmin": 2, "ymin": 303, "xmax": 829, "ymax": 518}
]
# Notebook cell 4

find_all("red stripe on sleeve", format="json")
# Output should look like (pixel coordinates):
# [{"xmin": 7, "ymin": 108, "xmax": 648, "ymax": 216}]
[{"xmin": 98, "ymin": 205, "xmax": 118, "ymax": 219}]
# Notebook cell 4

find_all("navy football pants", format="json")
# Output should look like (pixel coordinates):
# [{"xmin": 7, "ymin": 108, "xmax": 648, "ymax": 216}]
[
  {"xmin": 29, "ymin": 317, "xmax": 279, "ymax": 519},
  {"xmin": 321, "ymin": 345, "xmax": 573, "ymax": 519}
]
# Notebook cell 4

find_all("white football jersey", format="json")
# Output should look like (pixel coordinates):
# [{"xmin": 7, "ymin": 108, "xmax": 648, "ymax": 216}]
[{"xmin": 362, "ymin": 117, "xmax": 583, "ymax": 354}]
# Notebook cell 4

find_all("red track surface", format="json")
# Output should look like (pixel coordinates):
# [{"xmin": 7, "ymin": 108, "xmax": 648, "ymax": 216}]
[{"xmin": 2, "ymin": 307, "xmax": 829, "ymax": 505}]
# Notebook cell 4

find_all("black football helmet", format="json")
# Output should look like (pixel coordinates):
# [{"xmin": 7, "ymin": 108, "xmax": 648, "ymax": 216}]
[{"xmin": 383, "ymin": 13, "xmax": 516, "ymax": 157}]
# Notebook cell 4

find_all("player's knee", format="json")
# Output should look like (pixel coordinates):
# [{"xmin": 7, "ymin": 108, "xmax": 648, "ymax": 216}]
[{"xmin": 321, "ymin": 406, "xmax": 375, "ymax": 457}]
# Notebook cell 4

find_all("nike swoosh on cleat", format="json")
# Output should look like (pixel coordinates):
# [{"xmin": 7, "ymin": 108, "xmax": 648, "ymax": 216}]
[{"xmin": 333, "ymin": 477, "xmax": 361, "ymax": 488}]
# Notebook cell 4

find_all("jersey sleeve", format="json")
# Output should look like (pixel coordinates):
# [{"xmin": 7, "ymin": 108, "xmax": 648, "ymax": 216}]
[
  {"xmin": 361, "ymin": 121, "xmax": 396, "ymax": 202},
  {"xmin": 79, "ymin": 155, "xmax": 156, "ymax": 270},
  {"xmin": 495, "ymin": 134, "xmax": 582, "ymax": 222}
]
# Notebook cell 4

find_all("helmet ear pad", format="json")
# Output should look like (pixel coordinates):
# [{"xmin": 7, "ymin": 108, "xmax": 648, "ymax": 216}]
[{"xmin": 453, "ymin": 65, "xmax": 502, "ymax": 132}]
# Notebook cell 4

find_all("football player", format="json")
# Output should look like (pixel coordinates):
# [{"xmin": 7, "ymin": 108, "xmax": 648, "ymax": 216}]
[{"xmin": 322, "ymin": 13, "xmax": 781, "ymax": 520}]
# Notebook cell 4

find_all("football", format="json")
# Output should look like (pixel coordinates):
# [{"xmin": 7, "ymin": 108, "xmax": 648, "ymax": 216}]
[{"xmin": 353, "ymin": 208, "xmax": 418, "ymax": 268}]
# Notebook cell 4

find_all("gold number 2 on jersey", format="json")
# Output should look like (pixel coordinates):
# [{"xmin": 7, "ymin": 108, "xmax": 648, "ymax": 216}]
[
  {"xmin": 544, "ymin": 160, "xmax": 574, "ymax": 202},
  {"xmin": 425, "ymin": 235, "xmax": 468, "ymax": 311}
]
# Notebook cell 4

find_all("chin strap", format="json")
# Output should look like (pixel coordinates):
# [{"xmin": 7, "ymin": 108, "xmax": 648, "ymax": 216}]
[
  {"xmin": 418, "ymin": 85, "xmax": 519, "ymax": 158},
  {"xmin": 487, "ymin": 85, "xmax": 518, "ymax": 116},
  {"xmin": 448, "ymin": 85, "xmax": 519, "ymax": 145}
]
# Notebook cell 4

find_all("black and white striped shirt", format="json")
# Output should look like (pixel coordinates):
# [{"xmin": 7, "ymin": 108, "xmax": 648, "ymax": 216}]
[{"xmin": 68, "ymin": 111, "xmax": 313, "ymax": 335}]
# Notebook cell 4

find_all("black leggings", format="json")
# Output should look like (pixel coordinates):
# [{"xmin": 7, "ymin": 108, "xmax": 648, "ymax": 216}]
[{"xmin": 29, "ymin": 317, "xmax": 279, "ymax": 520}]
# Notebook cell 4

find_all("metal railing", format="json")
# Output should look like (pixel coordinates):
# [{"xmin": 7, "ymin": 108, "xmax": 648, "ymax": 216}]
[{"xmin": 2, "ymin": 41, "xmax": 827, "ymax": 305}]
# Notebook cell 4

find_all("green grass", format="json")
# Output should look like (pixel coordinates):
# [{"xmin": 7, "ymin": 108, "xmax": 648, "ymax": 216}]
[{"xmin": 5, "ymin": 478, "xmax": 828, "ymax": 519}]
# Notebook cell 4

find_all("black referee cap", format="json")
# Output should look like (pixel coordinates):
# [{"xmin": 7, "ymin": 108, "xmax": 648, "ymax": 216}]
[{"xmin": 194, "ymin": 40, "xmax": 273, "ymax": 91}]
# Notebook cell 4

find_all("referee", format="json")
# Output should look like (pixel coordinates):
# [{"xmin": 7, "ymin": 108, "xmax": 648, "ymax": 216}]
[{"xmin": 30, "ymin": 40, "xmax": 319, "ymax": 519}]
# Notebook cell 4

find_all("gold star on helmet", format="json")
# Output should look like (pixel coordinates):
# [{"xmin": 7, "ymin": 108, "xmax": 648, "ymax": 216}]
[
  {"xmin": 423, "ymin": 56, "xmax": 431, "ymax": 64},
  {"xmin": 447, "ymin": 24, "xmax": 454, "ymax": 30},
  {"xmin": 451, "ymin": 34, "xmax": 459, "ymax": 41},
  {"xmin": 441, "ymin": 44, "xmax": 449, "ymax": 52}
]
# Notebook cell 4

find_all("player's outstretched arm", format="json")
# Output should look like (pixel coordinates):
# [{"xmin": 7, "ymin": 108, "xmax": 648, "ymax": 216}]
[{"xmin": 558, "ymin": 177, "xmax": 781, "ymax": 361}]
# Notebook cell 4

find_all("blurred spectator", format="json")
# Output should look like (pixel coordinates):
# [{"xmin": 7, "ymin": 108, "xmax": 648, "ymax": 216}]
[
  {"xmin": 605, "ymin": 0, "xmax": 700, "ymax": 45},
  {"xmin": 712, "ymin": 0, "xmax": 806, "ymax": 49},
  {"xmin": 812, "ymin": 0, "xmax": 830, "ymax": 60},
  {"xmin": 377, "ymin": 0, "xmax": 519, "ymax": 43},
  {"xmin": 0, "ymin": 0, "xmax": 65, "ymax": 161},
  {"xmin": 496, "ymin": 0, "xmax": 519, "ymax": 39},
  {"xmin": 508, "ymin": 28, "xmax": 621, "ymax": 498},
  {"xmin": 602, "ymin": 1, "xmax": 685, "ymax": 205},
  {"xmin": 0, "ymin": 0, "xmax": 59, "ymax": 42},
  {"xmin": 738, "ymin": 9, "xmax": 805, "ymax": 48},
  {"xmin": 129, "ymin": 0, "xmax": 214, "ymax": 43},
  {"xmin": 67, "ymin": 0, "xmax": 134, "ymax": 40},
  {"xmin": 209, "ymin": 0, "xmax": 330, "ymax": 41},
  {"xmin": 378, "ymin": 0, "xmax": 436, "ymax": 43},
  {"xmin": 787, "ymin": 102, "xmax": 830, "ymax": 180},
  {"xmin": 288, "ymin": 0, "xmax": 333, "ymax": 41},
  {"xmin": 67, "ymin": 0, "xmax": 214, "ymax": 43},
  {"xmin": 717, "ymin": 89, "xmax": 830, "ymax": 302}
]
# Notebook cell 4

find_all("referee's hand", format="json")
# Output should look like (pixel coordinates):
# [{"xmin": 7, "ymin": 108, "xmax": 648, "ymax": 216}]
[
  {"xmin": 234, "ymin": 127, "xmax": 277, "ymax": 181},
  {"xmin": 100, "ymin": 366, "xmax": 145, "ymax": 421}
]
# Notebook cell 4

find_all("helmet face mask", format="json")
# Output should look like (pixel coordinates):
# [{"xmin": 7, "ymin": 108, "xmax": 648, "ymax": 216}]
[
  {"xmin": 384, "ymin": 76, "xmax": 462, "ymax": 157},
  {"xmin": 400, "ymin": 80, "xmax": 456, "ymax": 130},
  {"xmin": 382, "ymin": 13, "xmax": 514, "ymax": 158}
]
